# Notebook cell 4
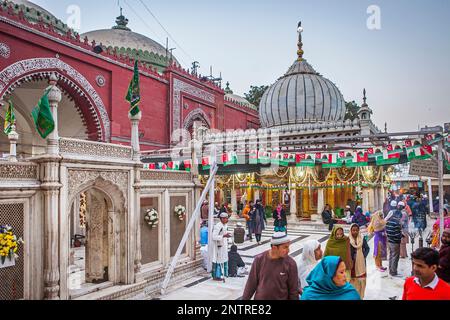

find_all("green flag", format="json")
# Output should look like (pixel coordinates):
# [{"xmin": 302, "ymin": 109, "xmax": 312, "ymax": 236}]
[
  {"xmin": 126, "ymin": 60, "xmax": 141, "ymax": 117},
  {"xmin": 3, "ymin": 100, "xmax": 15, "ymax": 135},
  {"xmin": 31, "ymin": 91, "xmax": 55, "ymax": 139}
]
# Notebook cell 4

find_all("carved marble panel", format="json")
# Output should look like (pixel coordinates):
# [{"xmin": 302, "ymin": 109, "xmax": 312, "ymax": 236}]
[
  {"xmin": 0, "ymin": 163, "xmax": 38, "ymax": 180},
  {"xmin": 60, "ymin": 138, "xmax": 132, "ymax": 160},
  {"xmin": 140, "ymin": 170, "xmax": 191, "ymax": 181},
  {"xmin": 67, "ymin": 169, "xmax": 128, "ymax": 205}
]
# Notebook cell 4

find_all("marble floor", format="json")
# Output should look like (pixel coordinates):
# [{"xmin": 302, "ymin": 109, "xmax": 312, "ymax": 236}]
[{"xmin": 157, "ymin": 224, "xmax": 417, "ymax": 301}]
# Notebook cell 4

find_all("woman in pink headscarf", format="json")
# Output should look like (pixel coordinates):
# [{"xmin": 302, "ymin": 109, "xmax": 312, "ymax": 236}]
[
  {"xmin": 273, "ymin": 204, "xmax": 287, "ymax": 234},
  {"xmin": 431, "ymin": 207, "xmax": 450, "ymax": 249}
]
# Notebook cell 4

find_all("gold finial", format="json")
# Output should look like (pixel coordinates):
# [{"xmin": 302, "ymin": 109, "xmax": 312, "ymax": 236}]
[{"xmin": 297, "ymin": 21, "xmax": 304, "ymax": 61}]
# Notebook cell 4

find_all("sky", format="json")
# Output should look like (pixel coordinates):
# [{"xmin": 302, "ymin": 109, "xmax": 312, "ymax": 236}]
[{"xmin": 32, "ymin": 0, "xmax": 450, "ymax": 132}]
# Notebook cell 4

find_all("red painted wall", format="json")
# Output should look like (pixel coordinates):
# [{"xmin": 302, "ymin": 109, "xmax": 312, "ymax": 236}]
[{"xmin": 0, "ymin": 11, "xmax": 260, "ymax": 152}]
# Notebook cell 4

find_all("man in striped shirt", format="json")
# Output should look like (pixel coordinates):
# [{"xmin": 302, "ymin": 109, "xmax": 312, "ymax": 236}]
[{"xmin": 386, "ymin": 202, "xmax": 404, "ymax": 277}]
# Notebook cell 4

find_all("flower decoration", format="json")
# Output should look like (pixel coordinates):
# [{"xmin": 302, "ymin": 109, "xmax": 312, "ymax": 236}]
[
  {"xmin": 174, "ymin": 205, "xmax": 186, "ymax": 221},
  {"xmin": 0, "ymin": 225, "xmax": 24, "ymax": 264},
  {"xmin": 144, "ymin": 208, "xmax": 159, "ymax": 228}
]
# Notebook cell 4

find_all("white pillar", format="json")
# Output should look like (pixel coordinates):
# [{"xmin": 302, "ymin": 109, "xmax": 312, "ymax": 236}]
[
  {"xmin": 8, "ymin": 124, "xmax": 18, "ymax": 162},
  {"xmin": 428, "ymin": 178, "xmax": 433, "ymax": 213},
  {"xmin": 362, "ymin": 189, "xmax": 370, "ymax": 213},
  {"xmin": 134, "ymin": 166, "xmax": 142, "ymax": 276},
  {"xmin": 290, "ymin": 188, "xmax": 297, "ymax": 215},
  {"xmin": 317, "ymin": 189, "xmax": 325, "ymax": 214},
  {"xmin": 40, "ymin": 74, "xmax": 63, "ymax": 299},
  {"xmin": 373, "ymin": 187, "xmax": 379, "ymax": 211},
  {"xmin": 129, "ymin": 111, "xmax": 142, "ymax": 161},
  {"xmin": 231, "ymin": 189, "xmax": 237, "ymax": 213},
  {"xmin": 368, "ymin": 188, "xmax": 375, "ymax": 212},
  {"xmin": 254, "ymin": 190, "xmax": 260, "ymax": 202},
  {"xmin": 46, "ymin": 74, "xmax": 61, "ymax": 155}
]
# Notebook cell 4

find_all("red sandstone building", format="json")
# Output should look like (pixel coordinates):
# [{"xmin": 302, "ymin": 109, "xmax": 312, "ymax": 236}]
[{"xmin": 0, "ymin": 0, "xmax": 259, "ymax": 157}]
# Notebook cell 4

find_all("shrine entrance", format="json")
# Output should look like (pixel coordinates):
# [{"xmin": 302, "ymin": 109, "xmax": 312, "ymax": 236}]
[{"xmin": 67, "ymin": 177, "xmax": 127, "ymax": 298}]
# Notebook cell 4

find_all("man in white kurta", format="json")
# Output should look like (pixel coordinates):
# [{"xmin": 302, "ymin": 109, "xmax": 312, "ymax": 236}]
[{"xmin": 211, "ymin": 212, "xmax": 232, "ymax": 280}]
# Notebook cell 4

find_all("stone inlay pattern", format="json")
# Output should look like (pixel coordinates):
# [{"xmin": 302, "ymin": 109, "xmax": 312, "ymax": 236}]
[
  {"xmin": 60, "ymin": 138, "xmax": 132, "ymax": 160},
  {"xmin": 0, "ymin": 43, "xmax": 10, "ymax": 59},
  {"xmin": 0, "ymin": 162, "xmax": 38, "ymax": 180}
]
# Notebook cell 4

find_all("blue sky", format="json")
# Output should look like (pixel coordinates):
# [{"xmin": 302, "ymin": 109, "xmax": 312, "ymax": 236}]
[{"xmin": 33, "ymin": 0, "xmax": 450, "ymax": 132}]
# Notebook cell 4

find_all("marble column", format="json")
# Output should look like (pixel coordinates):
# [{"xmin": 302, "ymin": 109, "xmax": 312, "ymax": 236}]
[
  {"xmin": 368, "ymin": 189, "xmax": 375, "ymax": 212},
  {"xmin": 133, "ymin": 165, "xmax": 142, "ymax": 276},
  {"xmin": 362, "ymin": 189, "xmax": 370, "ymax": 213},
  {"xmin": 317, "ymin": 188, "xmax": 325, "ymax": 214},
  {"xmin": 373, "ymin": 188, "xmax": 378, "ymax": 211},
  {"xmin": 254, "ymin": 190, "xmax": 260, "ymax": 202},
  {"xmin": 231, "ymin": 189, "xmax": 237, "ymax": 213},
  {"xmin": 290, "ymin": 188, "xmax": 297, "ymax": 215},
  {"xmin": 41, "ymin": 74, "xmax": 63, "ymax": 300},
  {"xmin": 8, "ymin": 124, "xmax": 18, "ymax": 162},
  {"xmin": 46, "ymin": 74, "xmax": 60, "ymax": 155},
  {"xmin": 129, "ymin": 111, "xmax": 142, "ymax": 162}
]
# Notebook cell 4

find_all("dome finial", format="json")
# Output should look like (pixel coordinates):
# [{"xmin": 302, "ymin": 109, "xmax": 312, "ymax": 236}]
[
  {"xmin": 224, "ymin": 82, "xmax": 233, "ymax": 94},
  {"xmin": 113, "ymin": 7, "xmax": 131, "ymax": 31},
  {"xmin": 297, "ymin": 21, "xmax": 304, "ymax": 61},
  {"xmin": 362, "ymin": 88, "xmax": 367, "ymax": 106}
]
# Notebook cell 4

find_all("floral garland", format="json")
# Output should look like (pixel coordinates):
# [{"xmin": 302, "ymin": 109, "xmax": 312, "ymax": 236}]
[
  {"xmin": 174, "ymin": 205, "xmax": 186, "ymax": 221},
  {"xmin": 144, "ymin": 208, "xmax": 159, "ymax": 228},
  {"xmin": 0, "ymin": 225, "xmax": 23, "ymax": 263}
]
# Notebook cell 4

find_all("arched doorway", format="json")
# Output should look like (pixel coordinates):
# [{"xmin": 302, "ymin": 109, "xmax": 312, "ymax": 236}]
[
  {"xmin": 0, "ymin": 58, "xmax": 111, "ymax": 147},
  {"xmin": 0, "ymin": 73, "xmax": 104, "ymax": 158},
  {"xmin": 67, "ymin": 177, "xmax": 126, "ymax": 297}
]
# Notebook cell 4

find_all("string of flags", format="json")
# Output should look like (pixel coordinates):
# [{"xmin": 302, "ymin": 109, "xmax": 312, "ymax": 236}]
[{"xmin": 142, "ymin": 133, "xmax": 449, "ymax": 172}]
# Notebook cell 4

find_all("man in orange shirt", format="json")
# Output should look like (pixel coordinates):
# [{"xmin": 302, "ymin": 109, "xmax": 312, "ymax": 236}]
[{"xmin": 402, "ymin": 248, "xmax": 450, "ymax": 300}]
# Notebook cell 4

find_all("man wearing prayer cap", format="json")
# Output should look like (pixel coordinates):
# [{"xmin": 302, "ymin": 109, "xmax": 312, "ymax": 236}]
[
  {"xmin": 242, "ymin": 232, "xmax": 299, "ymax": 300},
  {"xmin": 211, "ymin": 212, "xmax": 232, "ymax": 280}
]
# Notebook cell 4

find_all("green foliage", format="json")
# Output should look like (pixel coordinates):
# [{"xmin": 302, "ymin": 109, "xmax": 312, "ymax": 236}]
[
  {"xmin": 344, "ymin": 101, "xmax": 360, "ymax": 121},
  {"xmin": 244, "ymin": 85, "xmax": 269, "ymax": 108}
]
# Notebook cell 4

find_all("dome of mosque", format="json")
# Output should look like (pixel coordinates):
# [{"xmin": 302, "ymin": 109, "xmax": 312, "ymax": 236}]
[
  {"xmin": 259, "ymin": 23, "xmax": 346, "ymax": 128},
  {"xmin": 7, "ymin": 0, "xmax": 71, "ymax": 34},
  {"xmin": 82, "ymin": 10, "xmax": 178, "ymax": 70},
  {"xmin": 224, "ymin": 82, "xmax": 257, "ymax": 110},
  {"xmin": 9, "ymin": 0, "xmax": 56, "ymax": 20}
]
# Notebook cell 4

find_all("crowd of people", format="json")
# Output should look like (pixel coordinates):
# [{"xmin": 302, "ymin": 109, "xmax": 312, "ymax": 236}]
[{"xmin": 198, "ymin": 193, "xmax": 450, "ymax": 300}]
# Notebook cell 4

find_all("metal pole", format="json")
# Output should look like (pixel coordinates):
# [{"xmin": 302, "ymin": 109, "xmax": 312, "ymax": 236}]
[
  {"xmin": 159, "ymin": 163, "xmax": 218, "ymax": 295},
  {"xmin": 438, "ymin": 140, "xmax": 444, "ymax": 242},
  {"xmin": 207, "ymin": 145, "xmax": 217, "ymax": 274}
]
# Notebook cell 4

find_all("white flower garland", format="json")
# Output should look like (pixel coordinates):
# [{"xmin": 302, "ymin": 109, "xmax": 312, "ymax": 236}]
[
  {"xmin": 144, "ymin": 208, "xmax": 159, "ymax": 228},
  {"xmin": 174, "ymin": 205, "xmax": 186, "ymax": 221}
]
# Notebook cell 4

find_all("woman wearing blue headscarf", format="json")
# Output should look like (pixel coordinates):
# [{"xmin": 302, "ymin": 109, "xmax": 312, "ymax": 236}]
[{"xmin": 300, "ymin": 256, "xmax": 361, "ymax": 300}]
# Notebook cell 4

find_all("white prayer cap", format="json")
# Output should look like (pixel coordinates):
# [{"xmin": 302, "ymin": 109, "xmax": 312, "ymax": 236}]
[
  {"xmin": 236, "ymin": 222, "xmax": 243, "ymax": 227},
  {"xmin": 219, "ymin": 212, "xmax": 228, "ymax": 219},
  {"xmin": 390, "ymin": 200, "xmax": 397, "ymax": 207},
  {"xmin": 271, "ymin": 232, "xmax": 291, "ymax": 246},
  {"xmin": 398, "ymin": 201, "xmax": 405, "ymax": 206},
  {"xmin": 346, "ymin": 205, "xmax": 351, "ymax": 209}
]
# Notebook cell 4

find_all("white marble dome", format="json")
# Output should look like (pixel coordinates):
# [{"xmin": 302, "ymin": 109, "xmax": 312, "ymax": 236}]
[{"xmin": 259, "ymin": 58, "xmax": 346, "ymax": 128}]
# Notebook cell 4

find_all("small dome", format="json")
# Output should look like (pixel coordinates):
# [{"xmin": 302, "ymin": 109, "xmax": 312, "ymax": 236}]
[
  {"xmin": 224, "ymin": 82, "xmax": 257, "ymax": 110},
  {"xmin": 10, "ymin": 0, "xmax": 56, "ymax": 20},
  {"xmin": 259, "ymin": 23, "xmax": 346, "ymax": 128}
]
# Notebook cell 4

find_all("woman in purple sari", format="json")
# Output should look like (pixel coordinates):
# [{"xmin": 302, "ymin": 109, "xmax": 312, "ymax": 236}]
[{"xmin": 368, "ymin": 211, "xmax": 387, "ymax": 272}]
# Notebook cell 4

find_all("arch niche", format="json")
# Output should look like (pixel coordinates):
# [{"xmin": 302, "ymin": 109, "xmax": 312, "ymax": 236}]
[
  {"xmin": 67, "ymin": 175, "xmax": 128, "ymax": 297},
  {"xmin": 0, "ymin": 58, "xmax": 111, "ymax": 155}
]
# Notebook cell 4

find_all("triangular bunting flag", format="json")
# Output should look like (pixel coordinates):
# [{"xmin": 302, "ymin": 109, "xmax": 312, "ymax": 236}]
[
  {"xmin": 183, "ymin": 159, "xmax": 192, "ymax": 172},
  {"xmin": 296, "ymin": 153, "xmax": 315, "ymax": 167}
]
